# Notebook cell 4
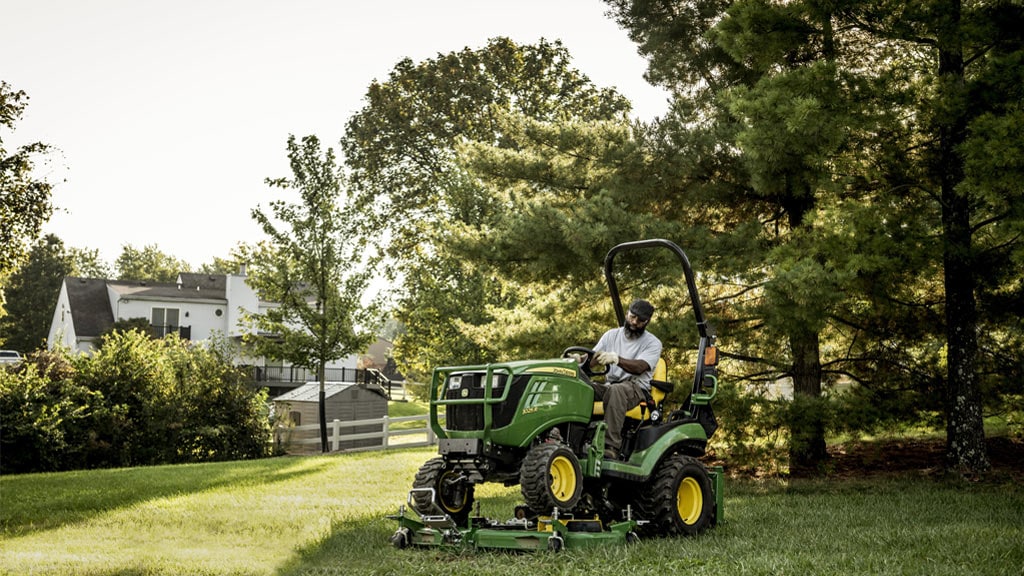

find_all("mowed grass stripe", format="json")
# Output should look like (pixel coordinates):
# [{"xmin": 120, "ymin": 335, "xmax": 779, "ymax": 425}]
[{"xmin": 2, "ymin": 447, "xmax": 1022, "ymax": 575}]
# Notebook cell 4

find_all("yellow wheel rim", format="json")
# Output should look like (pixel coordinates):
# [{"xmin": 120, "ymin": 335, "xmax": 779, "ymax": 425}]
[
  {"xmin": 676, "ymin": 477, "xmax": 703, "ymax": 525},
  {"xmin": 549, "ymin": 455, "xmax": 578, "ymax": 503}
]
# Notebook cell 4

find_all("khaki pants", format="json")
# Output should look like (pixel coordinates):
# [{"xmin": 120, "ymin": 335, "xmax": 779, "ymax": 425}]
[{"xmin": 591, "ymin": 377, "xmax": 648, "ymax": 451}]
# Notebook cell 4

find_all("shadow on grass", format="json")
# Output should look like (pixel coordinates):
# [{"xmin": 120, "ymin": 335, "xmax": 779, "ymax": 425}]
[
  {"xmin": 274, "ymin": 514, "xmax": 399, "ymax": 576},
  {"xmin": 0, "ymin": 456, "xmax": 332, "ymax": 537}
]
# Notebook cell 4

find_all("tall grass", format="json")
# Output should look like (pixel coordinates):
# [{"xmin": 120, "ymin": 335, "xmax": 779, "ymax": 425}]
[{"xmin": 1, "ymin": 446, "xmax": 1021, "ymax": 575}]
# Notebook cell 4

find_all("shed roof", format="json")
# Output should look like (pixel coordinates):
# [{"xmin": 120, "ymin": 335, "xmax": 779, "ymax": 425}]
[{"xmin": 274, "ymin": 381, "xmax": 363, "ymax": 403}]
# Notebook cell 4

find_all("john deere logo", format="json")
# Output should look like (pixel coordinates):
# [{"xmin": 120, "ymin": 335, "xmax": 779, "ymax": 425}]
[{"xmin": 460, "ymin": 388, "xmax": 469, "ymax": 398}]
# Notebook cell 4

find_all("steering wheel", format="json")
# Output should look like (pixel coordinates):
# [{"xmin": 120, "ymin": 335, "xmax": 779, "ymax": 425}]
[{"xmin": 561, "ymin": 346, "xmax": 608, "ymax": 377}]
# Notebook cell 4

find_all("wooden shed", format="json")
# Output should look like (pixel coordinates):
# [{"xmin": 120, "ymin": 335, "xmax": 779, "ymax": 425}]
[{"xmin": 273, "ymin": 381, "xmax": 388, "ymax": 454}]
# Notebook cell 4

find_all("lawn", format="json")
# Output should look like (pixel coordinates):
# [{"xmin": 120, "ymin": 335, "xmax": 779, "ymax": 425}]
[{"xmin": 1, "ymin": 442, "xmax": 1022, "ymax": 576}]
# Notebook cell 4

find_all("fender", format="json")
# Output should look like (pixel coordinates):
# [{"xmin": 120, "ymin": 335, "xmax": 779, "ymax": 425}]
[{"xmin": 599, "ymin": 421, "xmax": 709, "ymax": 482}]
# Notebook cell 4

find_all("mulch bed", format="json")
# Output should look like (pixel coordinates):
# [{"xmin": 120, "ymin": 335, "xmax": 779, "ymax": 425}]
[{"xmin": 826, "ymin": 436, "xmax": 1024, "ymax": 481}]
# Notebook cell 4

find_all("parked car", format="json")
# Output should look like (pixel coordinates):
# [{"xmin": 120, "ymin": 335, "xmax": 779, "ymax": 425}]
[{"xmin": 0, "ymin": 350, "xmax": 23, "ymax": 365}]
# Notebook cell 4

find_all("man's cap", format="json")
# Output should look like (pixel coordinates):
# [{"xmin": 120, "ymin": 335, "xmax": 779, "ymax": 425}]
[{"xmin": 628, "ymin": 299, "xmax": 655, "ymax": 321}]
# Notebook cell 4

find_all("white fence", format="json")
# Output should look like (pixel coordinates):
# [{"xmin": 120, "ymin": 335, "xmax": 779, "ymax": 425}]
[{"xmin": 274, "ymin": 414, "xmax": 442, "ymax": 453}]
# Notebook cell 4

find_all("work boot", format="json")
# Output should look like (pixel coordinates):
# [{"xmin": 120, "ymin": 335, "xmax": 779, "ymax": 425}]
[{"xmin": 603, "ymin": 447, "xmax": 618, "ymax": 460}]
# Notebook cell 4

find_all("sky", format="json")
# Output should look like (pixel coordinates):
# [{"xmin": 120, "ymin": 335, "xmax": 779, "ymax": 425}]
[{"xmin": 3, "ymin": 0, "xmax": 670, "ymax": 269}]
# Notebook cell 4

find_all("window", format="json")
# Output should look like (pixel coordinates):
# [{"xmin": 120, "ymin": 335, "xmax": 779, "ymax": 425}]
[{"xmin": 151, "ymin": 307, "xmax": 180, "ymax": 337}]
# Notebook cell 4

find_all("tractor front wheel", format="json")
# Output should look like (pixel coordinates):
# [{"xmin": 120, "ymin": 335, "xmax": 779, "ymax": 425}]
[
  {"xmin": 635, "ymin": 453, "xmax": 715, "ymax": 536},
  {"xmin": 520, "ymin": 443, "xmax": 583, "ymax": 515},
  {"xmin": 411, "ymin": 457, "xmax": 475, "ymax": 525}
]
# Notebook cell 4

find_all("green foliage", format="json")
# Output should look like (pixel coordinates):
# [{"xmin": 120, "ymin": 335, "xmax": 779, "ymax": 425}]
[
  {"xmin": 166, "ymin": 333, "xmax": 271, "ymax": 462},
  {"xmin": 106, "ymin": 316, "xmax": 151, "ymax": 336},
  {"xmin": 0, "ymin": 353, "xmax": 98, "ymax": 473},
  {"xmin": 342, "ymin": 37, "xmax": 630, "ymax": 239},
  {"xmin": 709, "ymin": 380, "xmax": 788, "ymax": 475},
  {"xmin": 0, "ymin": 81, "xmax": 55, "ymax": 280},
  {"xmin": 600, "ymin": 0, "xmax": 1023, "ymax": 475},
  {"xmin": 246, "ymin": 135, "xmax": 377, "ymax": 375},
  {"xmin": 0, "ymin": 333, "xmax": 271, "ymax": 474},
  {"xmin": 114, "ymin": 243, "xmax": 192, "ymax": 282},
  {"xmin": 0, "ymin": 234, "xmax": 71, "ymax": 351},
  {"xmin": 342, "ymin": 38, "xmax": 632, "ymax": 382},
  {"xmin": 66, "ymin": 245, "xmax": 111, "ymax": 278}
]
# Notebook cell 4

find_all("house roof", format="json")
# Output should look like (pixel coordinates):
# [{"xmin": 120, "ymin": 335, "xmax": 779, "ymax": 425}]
[
  {"xmin": 177, "ymin": 273, "xmax": 227, "ymax": 294},
  {"xmin": 65, "ymin": 277, "xmax": 114, "ymax": 338},
  {"xmin": 61, "ymin": 274, "xmax": 232, "ymax": 338},
  {"xmin": 107, "ymin": 276, "xmax": 227, "ymax": 302},
  {"xmin": 273, "ymin": 381, "xmax": 360, "ymax": 403}
]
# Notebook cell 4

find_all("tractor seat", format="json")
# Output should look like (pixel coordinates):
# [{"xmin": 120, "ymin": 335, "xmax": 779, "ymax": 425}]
[{"xmin": 592, "ymin": 358, "xmax": 675, "ymax": 422}]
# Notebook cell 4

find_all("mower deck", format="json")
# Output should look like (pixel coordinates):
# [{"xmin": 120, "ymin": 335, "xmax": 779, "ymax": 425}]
[{"xmin": 389, "ymin": 502, "xmax": 640, "ymax": 552}]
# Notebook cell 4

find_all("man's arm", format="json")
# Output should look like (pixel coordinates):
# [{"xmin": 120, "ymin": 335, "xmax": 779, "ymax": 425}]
[
  {"xmin": 615, "ymin": 356, "xmax": 651, "ymax": 375},
  {"xmin": 594, "ymin": 351, "xmax": 649, "ymax": 374}
]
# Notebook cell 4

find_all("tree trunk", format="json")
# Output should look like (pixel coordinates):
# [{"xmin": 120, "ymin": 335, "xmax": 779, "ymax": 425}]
[
  {"xmin": 936, "ymin": 0, "xmax": 990, "ymax": 475},
  {"xmin": 784, "ymin": 186, "xmax": 827, "ymax": 476},
  {"xmin": 319, "ymin": 362, "xmax": 329, "ymax": 453},
  {"xmin": 788, "ymin": 326, "xmax": 827, "ymax": 475}
]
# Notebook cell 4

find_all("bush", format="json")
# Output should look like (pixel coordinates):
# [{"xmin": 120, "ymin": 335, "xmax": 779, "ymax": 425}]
[
  {"xmin": 0, "ymin": 360, "xmax": 100, "ymax": 473},
  {"xmin": 168, "ymin": 335, "xmax": 271, "ymax": 462},
  {"xmin": 0, "ymin": 332, "xmax": 271, "ymax": 474}
]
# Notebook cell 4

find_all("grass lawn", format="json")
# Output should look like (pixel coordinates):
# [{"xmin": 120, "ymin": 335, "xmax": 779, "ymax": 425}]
[{"xmin": 2, "ymin": 442, "xmax": 1022, "ymax": 576}]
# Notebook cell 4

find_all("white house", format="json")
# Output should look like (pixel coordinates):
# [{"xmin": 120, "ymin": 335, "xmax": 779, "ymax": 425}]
[{"xmin": 47, "ymin": 269, "xmax": 358, "ymax": 381}]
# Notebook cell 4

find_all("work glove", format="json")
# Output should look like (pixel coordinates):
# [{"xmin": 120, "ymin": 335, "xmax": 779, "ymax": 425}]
[
  {"xmin": 596, "ymin": 351, "xmax": 619, "ymax": 366},
  {"xmin": 567, "ymin": 352, "xmax": 586, "ymax": 363}
]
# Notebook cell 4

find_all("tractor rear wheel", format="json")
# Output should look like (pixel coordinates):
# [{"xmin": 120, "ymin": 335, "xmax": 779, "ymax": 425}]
[
  {"xmin": 520, "ymin": 443, "xmax": 583, "ymax": 514},
  {"xmin": 411, "ymin": 457, "xmax": 475, "ymax": 525},
  {"xmin": 635, "ymin": 453, "xmax": 714, "ymax": 536}
]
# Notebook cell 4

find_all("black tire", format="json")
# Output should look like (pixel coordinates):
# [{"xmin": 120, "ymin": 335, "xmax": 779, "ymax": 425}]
[
  {"xmin": 520, "ymin": 443, "xmax": 583, "ymax": 514},
  {"xmin": 635, "ymin": 453, "xmax": 715, "ymax": 536},
  {"xmin": 411, "ymin": 457, "xmax": 475, "ymax": 525}
]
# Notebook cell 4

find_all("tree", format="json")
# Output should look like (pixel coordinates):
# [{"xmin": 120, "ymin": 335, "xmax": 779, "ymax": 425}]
[
  {"xmin": 340, "ymin": 37, "xmax": 632, "ymax": 379},
  {"xmin": 921, "ymin": 0, "xmax": 1023, "ymax": 473},
  {"xmin": 67, "ymin": 245, "xmax": 111, "ymax": 278},
  {"xmin": 0, "ymin": 234, "xmax": 72, "ymax": 351},
  {"xmin": 115, "ymin": 244, "xmax": 191, "ymax": 282},
  {"xmin": 459, "ymin": 1, "xmax": 867, "ymax": 473},
  {"xmin": 0, "ymin": 82, "xmax": 56, "ymax": 282},
  {"xmin": 603, "ymin": 0, "xmax": 1024, "ymax": 475},
  {"xmin": 247, "ymin": 134, "xmax": 376, "ymax": 452}
]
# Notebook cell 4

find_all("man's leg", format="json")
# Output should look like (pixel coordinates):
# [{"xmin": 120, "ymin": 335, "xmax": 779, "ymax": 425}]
[{"xmin": 603, "ymin": 379, "xmax": 646, "ymax": 456}]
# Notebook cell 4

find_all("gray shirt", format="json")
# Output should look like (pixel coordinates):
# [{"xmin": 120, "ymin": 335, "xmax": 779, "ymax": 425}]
[{"xmin": 594, "ymin": 327, "xmax": 662, "ymax": 389}]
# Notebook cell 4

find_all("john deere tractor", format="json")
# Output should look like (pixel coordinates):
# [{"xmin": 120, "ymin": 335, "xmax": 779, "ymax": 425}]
[{"xmin": 390, "ymin": 239, "xmax": 722, "ymax": 551}]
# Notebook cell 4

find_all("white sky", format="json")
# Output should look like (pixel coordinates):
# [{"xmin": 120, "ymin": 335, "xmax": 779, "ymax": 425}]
[{"xmin": 3, "ymin": 0, "xmax": 669, "ymax": 269}]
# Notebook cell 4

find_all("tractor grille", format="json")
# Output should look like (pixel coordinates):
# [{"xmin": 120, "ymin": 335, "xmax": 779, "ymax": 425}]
[{"xmin": 443, "ymin": 372, "xmax": 527, "ymax": 431}]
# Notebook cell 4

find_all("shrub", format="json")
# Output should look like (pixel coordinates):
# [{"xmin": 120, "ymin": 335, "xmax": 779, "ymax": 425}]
[
  {"xmin": 0, "ymin": 332, "xmax": 271, "ymax": 474},
  {"xmin": 0, "ymin": 358, "xmax": 100, "ymax": 474}
]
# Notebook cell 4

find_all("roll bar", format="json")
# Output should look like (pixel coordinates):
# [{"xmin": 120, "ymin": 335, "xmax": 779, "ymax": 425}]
[{"xmin": 603, "ymin": 238, "xmax": 710, "ymax": 339}]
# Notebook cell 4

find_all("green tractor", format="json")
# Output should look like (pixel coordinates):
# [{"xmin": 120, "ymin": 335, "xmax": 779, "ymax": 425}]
[{"xmin": 391, "ymin": 239, "xmax": 722, "ymax": 550}]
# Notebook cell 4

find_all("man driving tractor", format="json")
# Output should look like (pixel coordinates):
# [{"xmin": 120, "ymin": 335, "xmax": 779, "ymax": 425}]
[{"xmin": 590, "ymin": 298, "xmax": 662, "ymax": 460}]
